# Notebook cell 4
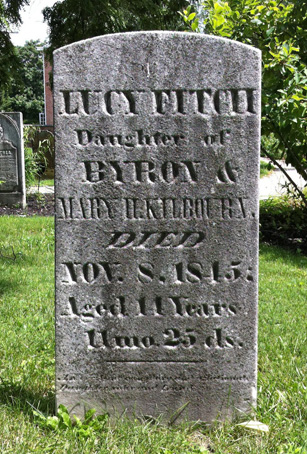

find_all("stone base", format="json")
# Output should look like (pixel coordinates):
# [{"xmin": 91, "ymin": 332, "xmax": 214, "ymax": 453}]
[{"xmin": 0, "ymin": 192, "xmax": 26, "ymax": 208}]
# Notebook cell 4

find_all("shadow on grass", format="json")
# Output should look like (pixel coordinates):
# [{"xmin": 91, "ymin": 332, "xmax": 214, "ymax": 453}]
[
  {"xmin": 0, "ymin": 380, "xmax": 55, "ymax": 418},
  {"xmin": 260, "ymin": 242, "xmax": 307, "ymax": 265},
  {"xmin": 0, "ymin": 277, "xmax": 22, "ymax": 297}
]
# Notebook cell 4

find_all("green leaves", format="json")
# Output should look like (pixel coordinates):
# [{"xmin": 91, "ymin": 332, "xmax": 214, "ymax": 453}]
[
  {"xmin": 0, "ymin": 40, "xmax": 44, "ymax": 123},
  {"xmin": 43, "ymin": 0, "xmax": 187, "ymax": 60},
  {"xmin": 196, "ymin": 0, "xmax": 233, "ymax": 36},
  {"xmin": 188, "ymin": 12, "xmax": 196, "ymax": 21},
  {"xmin": 179, "ymin": 5, "xmax": 199, "ymax": 31},
  {"xmin": 181, "ymin": 0, "xmax": 307, "ymax": 201},
  {"xmin": 33, "ymin": 404, "xmax": 109, "ymax": 440}
]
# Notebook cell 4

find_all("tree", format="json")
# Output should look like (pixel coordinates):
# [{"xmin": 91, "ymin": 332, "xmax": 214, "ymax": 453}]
[
  {"xmin": 0, "ymin": 0, "xmax": 29, "ymax": 88},
  {"xmin": 0, "ymin": 40, "xmax": 44, "ymax": 124},
  {"xmin": 182, "ymin": 0, "xmax": 307, "ymax": 204},
  {"xmin": 43, "ymin": 0, "xmax": 187, "ymax": 59}
]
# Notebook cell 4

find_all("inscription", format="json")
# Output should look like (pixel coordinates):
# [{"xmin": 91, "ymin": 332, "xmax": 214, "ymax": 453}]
[
  {"xmin": 86, "ymin": 327, "xmax": 243, "ymax": 350},
  {"xmin": 107, "ymin": 231, "xmax": 205, "ymax": 248},
  {"xmin": 62, "ymin": 262, "xmax": 123, "ymax": 284},
  {"xmin": 83, "ymin": 160, "xmax": 199, "ymax": 184},
  {"xmin": 57, "ymin": 197, "xmax": 254, "ymax": 221},
  {"xmin": 205, "ymin": 328, "xmax": 243, "ymax": 349},
  {"xmin": 203, "ymin": 129, "xmax": 231, "ymax": 147},
  {"xmin": 168, "ymin": 297, "xmax": 237, "ymax": 317},
  {"xmin": 58, "ymin": 371, "xmax": 251, "ymax": 385},
  {"xmin": 77, "ymin": 129, "xmax": 186, "ymax": 149},
  {"xmin": 217, "ymin": 161, "xmax": 238, "ymax": 184},
  {"xmin": 87, "ymin": 330, "xmax": 155, "ymax": 349},
  {"xmin": 220, "ymin": 198, "xmax": 250, "ymax": 220},
  {"xmin": 67, "ymin": 296, "xmax": 127, "ymax": 319},
  {"xmin": 0, "ymin": 150, "xmax": 13, "ymax": 156},
  {"xmin": 0, "ymin": 147, "xmax": 18, "ymax": 188},
  {"xmin": 124, "ymin": 197, "xmax": 209, "ymax": 220},
  {"xmin": 57, "ymin": 373, "xmax": 251, "ymax": 392},
  {"xmin": 163, "ymin": 328, "xmax": 196, "ymax": 348},
  {"xmin": 59, "ymin": 88, "xmax": 258, "ymax": 116},
  {"xmin": 136, "ymin": 260, "xmax": 254, "ymax": 284},
  {"xmin": 62, "ymin": 295, "xmax": 239, "ymax": 318},
  {"xmin": 77, "ymin": 128, "xmax": 233, "ymax": 151},
  {"xmin": 54, "ymin": 34, "xmax": 260, "ymax": 421},
  {"xmin": 57, "ymin": 197, "xmax": 113, "ymax": 219},
  {"xmin": 61, "ymin": 259, "xmax": 255, "ymax": 285}
]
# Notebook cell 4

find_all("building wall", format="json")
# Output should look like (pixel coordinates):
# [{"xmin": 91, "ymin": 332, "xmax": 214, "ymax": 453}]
[{"xmin": 44, "ymin": 57, "xmax": 54, "ymax": 126}]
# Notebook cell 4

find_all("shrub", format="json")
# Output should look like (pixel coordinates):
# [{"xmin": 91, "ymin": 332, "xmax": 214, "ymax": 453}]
[
  {"xmin": 24, "ymin": 147, "xmax": 44, "ymax": 188},
  {"xmin": 260, "ymin": 160, "xmax": 274, "ymax": 178},
  {"xmin": 260, "ymin": 195, "xmax": 307, "ymax": 252},
  {"xmin": 24, "ymin": 126, "xmax": 48, "ymax": 189}
]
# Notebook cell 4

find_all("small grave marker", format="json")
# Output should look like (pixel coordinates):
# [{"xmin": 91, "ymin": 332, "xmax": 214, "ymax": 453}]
[{"xmin": 0, "ymin": 113, "xmax": 25, "ymax": 208}]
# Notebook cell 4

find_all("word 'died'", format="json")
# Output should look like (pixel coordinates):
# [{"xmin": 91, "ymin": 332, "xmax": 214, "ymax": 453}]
[
  {"xmin": 59, "ymin": 231, "xmax": 205, "ymax": 250},
  {"xmin": 107, "ymin": 231, "xmax": 205, "ymax": 248},
  {"xmin": 84, "ymin": 160, "xmax": 199, "ymax": 184},
  {"xmin": 59, "ymin": 88, "xmax": 258, "ymax": 117}
]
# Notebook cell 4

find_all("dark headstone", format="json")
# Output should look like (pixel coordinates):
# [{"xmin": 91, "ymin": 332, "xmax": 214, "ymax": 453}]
[
  {"xmin": 0, "ymin": 112, "xmax": 25, "ymax": 208},
  {"xmin": 54, "ymin": 32, "xmax": 261, "ymax": 421}
]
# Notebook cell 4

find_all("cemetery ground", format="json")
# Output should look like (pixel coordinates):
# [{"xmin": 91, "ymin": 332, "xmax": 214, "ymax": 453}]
[{"xmin": 0, "ymin": 215, "xmax": 306, "ymax": 453}]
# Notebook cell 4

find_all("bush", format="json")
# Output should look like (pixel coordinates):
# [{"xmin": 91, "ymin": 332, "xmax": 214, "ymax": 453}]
[
  {"xmin": 260, "ymin": 160, "xmax": 274, "ymax": 178},
  {"xmin": 260, "ymin": 195, "xmax": 307, "ymax": 252},
  {"xmin": 24, "ymin": 126, "xmax": 48, "ymax": 189},
  {"xmin": 24, "ymin": 147, "xmax": 45, "ymax": 188}
]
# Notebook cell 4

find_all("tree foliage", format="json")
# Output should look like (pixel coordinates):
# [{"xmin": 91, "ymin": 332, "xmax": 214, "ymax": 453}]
[
  {"xmin": 0, "ymin": 0, "xmax": 29, "ymax": 88},
  {"xmin": 182, "ymin": 0, "xmax": 307, "ymax": 201},
  {"xmin": 0, "ymin": 40, "xmax": 44, "ymax": 124},
  {"xmin": 43, "ymin": 0, "xmax": 187, "ymax": 59}
]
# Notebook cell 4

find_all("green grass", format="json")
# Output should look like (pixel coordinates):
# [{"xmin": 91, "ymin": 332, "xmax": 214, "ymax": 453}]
[
  {"xmin": 260, "ymin": 160, "xmax": 274, "ymax": 178},
  {"xmin": 0, "ymin": 217, "xmax": 306, "ymax": 453},
  {"xmin": 33, "ymin": 176, "xmax": 54, "ymax": 186}
]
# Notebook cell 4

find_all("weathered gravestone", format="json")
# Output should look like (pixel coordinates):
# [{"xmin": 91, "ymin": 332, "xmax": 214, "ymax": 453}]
[
  {"xmin": 0, "ymin": 112, "xmax": 26, "ymax": 208},
  {"xmin": 54, "ymin": 32, "xmax": 261, "ymax": 421}
]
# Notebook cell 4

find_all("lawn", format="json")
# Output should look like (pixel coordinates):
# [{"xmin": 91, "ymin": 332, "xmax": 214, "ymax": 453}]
[
  {"xmin": 33, "ymin": 176, "xmax": 54, "ymax": 187},
  {"xmin": 0, "ymin": 216, "xmax": 306, "ymax": 453}
]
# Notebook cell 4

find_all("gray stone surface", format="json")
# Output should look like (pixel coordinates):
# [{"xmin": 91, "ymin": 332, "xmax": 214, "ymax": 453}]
[
  {"xmin": 0, "ymin": 112, "xmax": 26, "ymax": 208},
  {"xmin": 54, "ymin": 32, "xmax": 261, "ymax": 421}
]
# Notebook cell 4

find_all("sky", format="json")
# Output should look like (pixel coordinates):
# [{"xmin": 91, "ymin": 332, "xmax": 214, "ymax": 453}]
[{"xmin": 10, "ymin": 0, "xmax": 59, "ymax": 46}]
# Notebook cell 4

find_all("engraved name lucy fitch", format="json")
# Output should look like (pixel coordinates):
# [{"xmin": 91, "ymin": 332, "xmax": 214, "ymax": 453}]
[
  {"xmin": 54, "ymin": 32, "xmax": 260, "ymax": 422},
  {"xmin": 59, "ymin": 88, "xmax": 258, "ymax": 116}
]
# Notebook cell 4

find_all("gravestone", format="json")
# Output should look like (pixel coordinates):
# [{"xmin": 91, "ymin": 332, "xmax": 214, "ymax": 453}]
[
  {"xmin": 54, "ymin": 32, "xmax": 261, "ymax": 421},
  {"xmin": 0, "ymin": 112, "xmax": 26, "ymax": 208}
]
